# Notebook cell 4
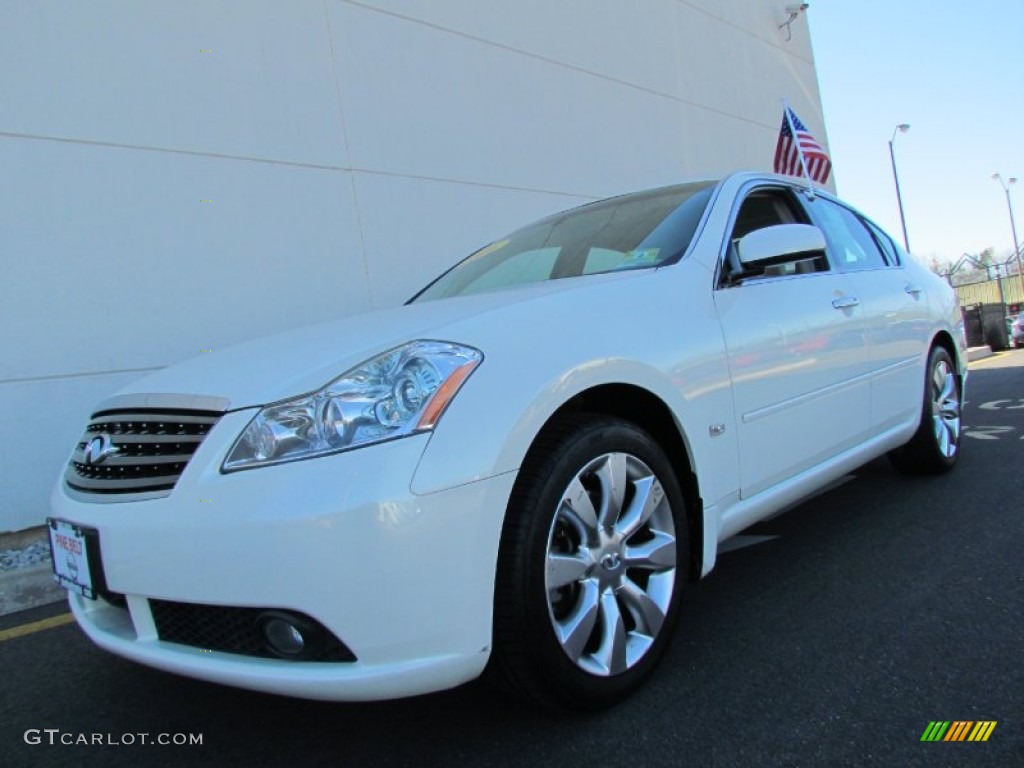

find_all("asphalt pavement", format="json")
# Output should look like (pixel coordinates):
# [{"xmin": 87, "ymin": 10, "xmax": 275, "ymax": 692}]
[{"xmin": 1, "ymin": 350, "xmax": 1021, "ymax": 768}]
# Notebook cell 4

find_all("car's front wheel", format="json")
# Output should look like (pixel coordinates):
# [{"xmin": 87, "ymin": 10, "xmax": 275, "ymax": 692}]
[
  {"xmin": 889, "ymin": 345, "xmax": 962, "ymax": 474},
  {"xmin": 489, "ymin": 415, "xmax": 688, "ymax": 710}
]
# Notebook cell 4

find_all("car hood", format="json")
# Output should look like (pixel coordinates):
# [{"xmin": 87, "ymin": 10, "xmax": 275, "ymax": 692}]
[{"xmin": 110, "ymin": 270, "xmax": 649, "ymax": 410}]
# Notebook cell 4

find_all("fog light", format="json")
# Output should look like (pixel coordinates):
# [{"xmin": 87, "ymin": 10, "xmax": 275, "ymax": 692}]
[{"xmin": 260, "ymin": 614, "xmax": 305, "ymax": 656}]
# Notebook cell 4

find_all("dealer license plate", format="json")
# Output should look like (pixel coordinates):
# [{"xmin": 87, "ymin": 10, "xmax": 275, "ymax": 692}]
[{"xmin": 47, "ymin": 518, "xmax": 97, "ymax": 599}]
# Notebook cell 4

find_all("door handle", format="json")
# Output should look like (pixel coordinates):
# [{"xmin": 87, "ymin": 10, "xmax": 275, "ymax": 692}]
[
  {"xmin": 831, "ymin": 296, "xmax": 860, "ymax": 309},
  {"xmin": 905, "ymin": 283, "xmax": 924, "ymax": 295}
]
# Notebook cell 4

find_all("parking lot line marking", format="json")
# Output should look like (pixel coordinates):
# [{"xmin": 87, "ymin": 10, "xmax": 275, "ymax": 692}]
[
  {"xmin": 969, "ymin": 354, "xmax": 1007, "ymax": 368},
  {"xmin": 0, "ymin": 612, "xmax": 74, "ymax": 642}
]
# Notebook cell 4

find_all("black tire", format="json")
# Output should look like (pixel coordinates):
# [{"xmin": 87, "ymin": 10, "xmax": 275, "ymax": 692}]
[
  {"xmin": 487, "ymin": 415, "xmax": 689, "ymax": 710},
  {"xmin": 888, "ymin": 346, "xmax": 962, "ymax": 475}
]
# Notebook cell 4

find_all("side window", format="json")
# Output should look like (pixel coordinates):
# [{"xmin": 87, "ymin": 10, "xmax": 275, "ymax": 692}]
[
  {"xmin": 808, "ymin": 198, "xmax": 887, "ymax": 271},
  {"xmin": 862, "ymin": 218, "xmax": 902, "ymax": 267},
  {"xmin": 724, "ymin": 188, "xmax": 828, "ymax": 283}
]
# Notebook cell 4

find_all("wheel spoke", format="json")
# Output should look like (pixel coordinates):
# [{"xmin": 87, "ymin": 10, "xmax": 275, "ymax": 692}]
[
  {"xmin": 934, "ymin": 412, "xmax": 959, "ymax": 457},
  {"xmin": 617, "ymin": 577, "xmax": 666, "ymax": 637},
  {"xmin": 623, "ymin": 530, "xmax": 677, "ymax": 570},
  {"xmin": 560, "ymin": 476, "xmax": 598, "ymax": 539},
  {"xmin": 937, "ymin": 373, "xmax": 957, "ymax": 405},
  {"xmin": 932, "ymin": 362, "xmax": 949, "ymax": 394},
  {"xmin": 946, "ymin": 415, "xmax": 961, "ymax": 440},
  {"xmin": 547, "ymin": 552, "xmax": 590, "ymax": 590},
  {"xmin": 616, "ymin": 476, "xmax": 663, "ymax": 539},
  {"xmin": 594, "ymin": 454, "xmax": 627, "ymax": 530},
  {"xmin": 554, "ymin": 578, "xmax": 600, "ymax": 662},
  {"xmin": 592, "ymin": 589, "xmax": 628, "ymax": 675},
  {"xmin": 934, "ymin": 415, "xmax": 951, "ymax": 455}
]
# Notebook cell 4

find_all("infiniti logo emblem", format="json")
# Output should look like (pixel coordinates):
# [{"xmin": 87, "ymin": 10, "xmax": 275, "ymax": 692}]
[{"xmin": 83, "ymin": 434, "xmax": 119, "ymax": 466}]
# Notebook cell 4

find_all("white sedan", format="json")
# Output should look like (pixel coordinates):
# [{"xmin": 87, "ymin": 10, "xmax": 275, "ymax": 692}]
[{"xmin": 48, "ymin": 172, "xmax": 964, "ymax": 710}]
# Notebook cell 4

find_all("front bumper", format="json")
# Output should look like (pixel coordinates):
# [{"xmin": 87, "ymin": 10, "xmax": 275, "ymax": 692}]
[{"xmin": 50, "ymin": 410, "xmax": 516, "ymax": 701}]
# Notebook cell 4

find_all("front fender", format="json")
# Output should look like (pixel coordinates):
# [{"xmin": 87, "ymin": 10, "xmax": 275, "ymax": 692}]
[
  {"xmin": 410, "ymin": 278, "xmax": 736, "ymax": 509},
  {"xmin": 412, "ymin": 356, "xmax": 700, "ymax": 496}
]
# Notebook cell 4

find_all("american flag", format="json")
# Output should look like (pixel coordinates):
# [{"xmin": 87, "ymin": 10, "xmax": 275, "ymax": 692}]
[{"xmin": 774, "ymin": 106, "xmax": 832, "ymax": 184}]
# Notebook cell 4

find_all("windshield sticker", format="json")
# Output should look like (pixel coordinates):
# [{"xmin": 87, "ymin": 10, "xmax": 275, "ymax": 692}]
[{"xmin": 616, "ymin": 248, "xmax": 661, "ymax": 268}]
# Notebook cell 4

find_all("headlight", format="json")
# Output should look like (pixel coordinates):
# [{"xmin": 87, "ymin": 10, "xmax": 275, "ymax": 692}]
[{"xmin": 222, "ymin": 340, "xmax": 482, "ymax": 471}]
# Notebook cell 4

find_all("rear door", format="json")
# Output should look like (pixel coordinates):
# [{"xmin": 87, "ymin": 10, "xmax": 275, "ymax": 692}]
[{"xmin": 803, "ymin": 197, "xmax": 929, "ymax": 433}]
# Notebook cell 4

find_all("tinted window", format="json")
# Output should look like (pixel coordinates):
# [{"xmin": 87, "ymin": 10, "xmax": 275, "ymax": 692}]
[
  {"xmin": 809, "ymin": 198, "xmax": 887, "ymax": 271},
  {"xmin": 456, "ymin": 247, "xmax": 559, "ymax": 294},
  {"xmin": 862, "ymin": 218, "xmax": 901, "ymax": 267},
  {"xmin": 413, "ymin": 182, "xmax": 716, "ymax": 302},
  {"xmin": 582, "ymin": 247, "xmax": 628, "ymax": 274},
  {"xmin": 724, "ymin": 188, "xmax": 827, "ymax": 283}
]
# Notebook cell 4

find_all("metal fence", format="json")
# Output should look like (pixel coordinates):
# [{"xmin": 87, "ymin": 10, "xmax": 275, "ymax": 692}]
[{"xmin": 954, "ymin": 276, "xmax": 1024, "ymax": 310}]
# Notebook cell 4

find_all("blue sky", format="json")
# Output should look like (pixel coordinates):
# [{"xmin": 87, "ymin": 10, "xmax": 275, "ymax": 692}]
[{"xmin": 808, "ymin": 1, "xmax": 1024, "ymax": 267}]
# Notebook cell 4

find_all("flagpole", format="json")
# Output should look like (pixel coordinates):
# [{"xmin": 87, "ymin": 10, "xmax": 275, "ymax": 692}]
[{"xmin": 781, "ymin": 99, "xmax": 815, "ymax": 199}]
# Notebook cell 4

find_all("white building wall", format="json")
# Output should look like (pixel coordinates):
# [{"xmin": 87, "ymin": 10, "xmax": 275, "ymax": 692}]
[{"xmin": 0, "ymin": 1, "xmax": 826, "ymax": 532}]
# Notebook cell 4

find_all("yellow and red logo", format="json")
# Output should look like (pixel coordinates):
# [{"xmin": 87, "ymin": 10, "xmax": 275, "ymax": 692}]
[{"xmin": 921, "ymin": 721, "xmax": 997, "ymax": 742}]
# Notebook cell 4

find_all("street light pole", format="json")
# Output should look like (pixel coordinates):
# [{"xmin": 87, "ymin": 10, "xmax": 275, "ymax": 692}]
[
  {"xmin": 889, "ymin": 124, "xmax": 911, "ymax": 252},
  {"xmin": 992, "ymin": 173, "xmax": 1024, "ymax": 310}
]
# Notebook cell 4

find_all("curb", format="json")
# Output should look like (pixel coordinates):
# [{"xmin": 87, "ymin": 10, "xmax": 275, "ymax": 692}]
[
  {"xmin": 0, "ymin": 561, "xmax": 65, "ymax": 616},
  {"xmin": 0, "ymin": 527, "xmax": 65, "ymax": 617},
  {"xmin": 967, "ymin": 346, "xmax": 993, "ymax": 363}
]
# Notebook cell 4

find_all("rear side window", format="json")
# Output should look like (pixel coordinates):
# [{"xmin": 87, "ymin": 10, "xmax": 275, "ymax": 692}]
[
  {"xmin": 808, "ymin": 198, "xmax": 887, "ymax": 272},
  {"xmin": 862, "ymin": 218, "xmax": 902, "ymax": 267}
]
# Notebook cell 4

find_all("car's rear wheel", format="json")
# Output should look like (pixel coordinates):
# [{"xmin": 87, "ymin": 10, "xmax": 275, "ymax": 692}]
[
  {"xmin": 489, "ymin": 415, "xmax": 688, "ymax": 710},
  {"xmin": 889, "ymin": 345, "xmax": 961, "ymax": 474}
]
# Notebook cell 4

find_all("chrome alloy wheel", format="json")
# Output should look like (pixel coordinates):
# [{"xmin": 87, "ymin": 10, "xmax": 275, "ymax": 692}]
[
  {"xmin": 544, "ymin": 452, "xmax": 677, "ymax": 677},
  {"xmin": 931, "ymin": 358, "xmax": 961, "ymax": 458}
]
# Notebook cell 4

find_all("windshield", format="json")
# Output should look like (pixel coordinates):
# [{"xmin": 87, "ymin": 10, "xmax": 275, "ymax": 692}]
[{"xmin": 412, "ymin": 181, "xmax": 717, "ymax": 302}]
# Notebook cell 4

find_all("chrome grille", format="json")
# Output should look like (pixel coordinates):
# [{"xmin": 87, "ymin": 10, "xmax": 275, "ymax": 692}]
[{"xmin": 65, "ymin": 407, "xmax": 223, "ymax": 501}]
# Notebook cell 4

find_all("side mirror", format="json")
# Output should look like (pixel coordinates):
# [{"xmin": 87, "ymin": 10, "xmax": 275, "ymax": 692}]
[{"xmin": 735, "ymin": 223, "xmax": 826, "ymax": 269}]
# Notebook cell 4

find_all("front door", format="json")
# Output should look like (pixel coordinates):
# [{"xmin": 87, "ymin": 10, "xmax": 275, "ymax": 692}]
[{"xmin": 713, "ymin": 186, "xmax": 872, "ymax": 498}]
